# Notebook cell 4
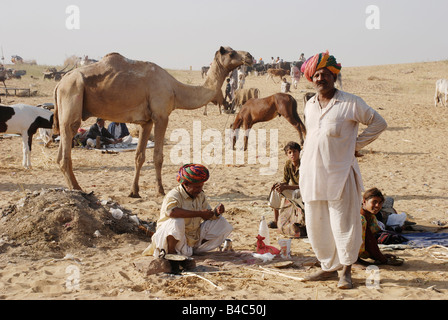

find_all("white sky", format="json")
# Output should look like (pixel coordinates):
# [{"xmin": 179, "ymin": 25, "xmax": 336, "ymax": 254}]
[{"xmin": 1, "ymin": 0, "xmax": 447, "ymax": 70}]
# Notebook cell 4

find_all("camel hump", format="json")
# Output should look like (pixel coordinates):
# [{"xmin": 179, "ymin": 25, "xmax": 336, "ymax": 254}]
[
  {"xmin": 101, "ymin": 52, "xmax": 151, "ymax": 68},
  {"xmin": 103, "ymin": 52, "xmax": 123, "ymax": 59}
]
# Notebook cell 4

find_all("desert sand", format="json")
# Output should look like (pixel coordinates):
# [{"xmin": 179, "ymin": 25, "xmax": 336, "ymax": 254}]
[{"xmin": 0, "ymin": 59, "xmax": 447, "ymax": 302}]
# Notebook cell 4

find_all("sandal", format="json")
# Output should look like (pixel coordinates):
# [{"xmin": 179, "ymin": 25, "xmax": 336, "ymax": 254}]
[
  {"xmin": 268, "ymin": 221, "xmax": 277, "ymax": 228},
  {"xmin": 386, "ymin": 256, "xmax": 404, "ymax": 266},
  {"xmin": 374, "ymin": 255, "xmax": 404, "ymax": 266}
]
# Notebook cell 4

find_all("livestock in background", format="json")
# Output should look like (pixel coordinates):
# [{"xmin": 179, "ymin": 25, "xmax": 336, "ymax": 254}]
[
  {"xmin": 0, "ymin": 104, "xmax": 54, "ymax": 168},
  {"xmin": 201, "ymin": 66, "xmax": 210, "ymax": 78},
  {"xmin": 0, "ymin": 68, "xmax": 9, "ymax": 87},
  {"xmin": 79, "ymin": 55, "xmax": 98, "ymax": 66},
  {"xmin": 434, "ymin": 79, "xmax": 448, "ymax": 107},
  {"xmin": 232, "ymin": 88, "xmax": 260, "ymax": 111},
  {"xmin": 303, "ymin": 92, "xmax": 315, "ymax": 108},
  {"xmin": 266, "ymin": 68, "xmax": 290, "ymax": 83},
  {"xmin": 230, "ymin": 93, "xmax": 306, "ymax": 150},
  {"xmin": 53, "ymin": 47, "xmax": 253, "ymax": 197}
]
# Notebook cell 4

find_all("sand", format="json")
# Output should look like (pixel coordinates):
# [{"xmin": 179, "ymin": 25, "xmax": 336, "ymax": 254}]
[{"xmin": 0, "ymin": 60, "xmax": 447, "ymax": 301}]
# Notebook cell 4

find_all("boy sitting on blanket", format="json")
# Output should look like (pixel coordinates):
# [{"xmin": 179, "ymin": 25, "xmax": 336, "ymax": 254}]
[{"xmin": 268, "ymin": 141, "xmax": 304, "ymax": 232}]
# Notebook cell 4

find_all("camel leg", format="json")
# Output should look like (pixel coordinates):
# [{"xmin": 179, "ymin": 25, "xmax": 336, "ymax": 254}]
[
  {"xmin": 153, "ymin": 117, "xmax": 169, "ymax": 196},
  {"xmin": 129, "ymin": 121, "xmax": 153, "ymax": 198},
  {"xmin": 57, "ymin": 119, "xmax": 82, "ymax": 190},
  {"xmin": 283, "ymin": 115, "xmax": 305, "ymax": 146}
]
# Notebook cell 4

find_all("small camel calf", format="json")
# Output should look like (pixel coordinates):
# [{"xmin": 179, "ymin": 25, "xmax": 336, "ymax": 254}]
[
  {"xmin": 0, "ymin": 103, "xmax": 54, "ymax": 168},
  {"xmin": 434, "ymin": 79, "xmax": 448, "ymax": 107}
]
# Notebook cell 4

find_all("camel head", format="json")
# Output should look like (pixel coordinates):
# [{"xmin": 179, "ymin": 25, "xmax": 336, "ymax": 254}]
[{"xmin": 214, "ymin": 46, "xmax": 253, "ymax": 73}]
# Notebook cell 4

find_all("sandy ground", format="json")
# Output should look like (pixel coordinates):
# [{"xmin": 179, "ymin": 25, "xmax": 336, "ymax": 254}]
[{"xmin": 0, "ymin": 59, "xmax": 447, "ymax": 302}]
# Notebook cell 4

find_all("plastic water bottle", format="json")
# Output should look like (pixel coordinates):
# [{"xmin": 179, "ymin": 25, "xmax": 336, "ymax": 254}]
[{"xmin": 259, "ymin": 215, "xmax": 270, "ymax": 245}]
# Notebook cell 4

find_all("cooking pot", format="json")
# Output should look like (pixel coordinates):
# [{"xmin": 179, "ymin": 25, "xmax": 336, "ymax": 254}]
[{"xmin": 159, "ymin": 249, "xmax": 195, "ymax": 274}]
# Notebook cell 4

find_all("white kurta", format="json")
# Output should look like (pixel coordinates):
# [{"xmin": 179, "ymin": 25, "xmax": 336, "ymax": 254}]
[
  {"xmin": 299, "ymin": 90, "xmax": 387, "ymax": 202},
  {"xmin": 299, "ymin": 89, "xmax": 387, "ymax": 270}
]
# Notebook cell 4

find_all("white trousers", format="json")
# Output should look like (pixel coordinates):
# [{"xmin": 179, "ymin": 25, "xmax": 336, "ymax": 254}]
[
  {"xmin": 304, "ymin": 169, "xmax": 362, "ymax": 271},
  {"xmin": 146, "ymin": 216, "xmax": 233, "ymax": 257},
  {"xmin": 269, "ymin": 189, "xmax": 303, "ymax": 210}
]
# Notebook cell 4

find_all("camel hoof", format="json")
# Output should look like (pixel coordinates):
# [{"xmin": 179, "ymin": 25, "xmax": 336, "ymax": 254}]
[{"xmin": 128, "ymin": 192, "xmax": 141, "ymax": 198}]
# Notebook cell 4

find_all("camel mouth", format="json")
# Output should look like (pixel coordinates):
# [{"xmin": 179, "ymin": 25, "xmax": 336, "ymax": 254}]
[
  {"xmin": 242, "ymin": 52, "xmax": 254, "ymax": 66},
  {"xmin": 243, "ymin": 56, "xmax": 254, "ymax": 66}
]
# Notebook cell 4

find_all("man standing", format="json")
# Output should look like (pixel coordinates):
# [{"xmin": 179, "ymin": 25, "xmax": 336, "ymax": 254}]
[
  {"xmin": 143, "ymin": 164, "xmax": 233, "ymax": 257},
  {"xmin": 299, "ymin": 51, "xmax": 387, "ymax": 289}
]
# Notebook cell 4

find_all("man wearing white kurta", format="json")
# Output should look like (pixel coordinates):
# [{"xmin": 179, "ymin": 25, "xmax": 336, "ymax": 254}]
[{"xmin": 299, "ymin": 52, "xmax": 387, "ymax": 289}]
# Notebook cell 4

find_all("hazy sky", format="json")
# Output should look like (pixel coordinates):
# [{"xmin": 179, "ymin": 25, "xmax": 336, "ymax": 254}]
[{"xmin": 1, "ymin": 0, "xmax": 447, "ymax": 70}]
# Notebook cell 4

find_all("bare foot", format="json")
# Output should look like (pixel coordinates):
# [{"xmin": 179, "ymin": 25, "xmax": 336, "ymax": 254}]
[
  {"xmin": 337, "ymin": 265, "xmax": 353, "ymax": 289},
  {"xmin": 303, "ymin": 269, "xmax": 338, "ymax": 281}
]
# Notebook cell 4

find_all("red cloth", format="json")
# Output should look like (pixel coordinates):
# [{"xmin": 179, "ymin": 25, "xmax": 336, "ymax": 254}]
[{"xmin": 256, "ymin": 235, "xmax": 280, "ymax": 255}]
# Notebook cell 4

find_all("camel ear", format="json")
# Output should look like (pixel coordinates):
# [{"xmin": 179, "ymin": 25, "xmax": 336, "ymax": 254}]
[{"xmin": 219, "ymin": 46, "xmax": 227, "ymax": 55}]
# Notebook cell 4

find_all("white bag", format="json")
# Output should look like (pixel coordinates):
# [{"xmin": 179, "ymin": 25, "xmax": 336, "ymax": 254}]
[{"xmin": 386, "ymin": 212, "xmax": 407, "ymax": 227}]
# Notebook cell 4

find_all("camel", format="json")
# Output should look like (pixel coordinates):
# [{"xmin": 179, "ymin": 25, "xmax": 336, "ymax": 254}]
[
  {"xmin": 53, "ymin": 46, "xmax": 253, "ymax": 197},
  {"xmin": 230, "ymin": 93, "xmax": 306, "ymax": 150}
]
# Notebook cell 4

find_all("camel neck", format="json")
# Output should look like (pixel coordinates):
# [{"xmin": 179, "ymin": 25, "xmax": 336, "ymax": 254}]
[
  {"xmin": 203, "ymin": 59, "xmax": 228, "ymax": 91},
  {"xmin": 173, "ymin": 60, "xmax": 230, "ymax": 110}
]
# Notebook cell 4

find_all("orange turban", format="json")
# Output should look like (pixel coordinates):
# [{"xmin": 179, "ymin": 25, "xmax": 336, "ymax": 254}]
[{"xmin": 303, "ymin": 51, "xmax": 341, "ymax": 82}]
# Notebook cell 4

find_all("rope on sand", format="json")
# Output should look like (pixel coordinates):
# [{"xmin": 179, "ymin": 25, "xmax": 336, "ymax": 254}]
[
  {"xmin": 425, "ymin": 244, "xmax": 448, "ymax": 261},
  {"xmin": 245, "ymin": 266, "xmax": 305, "ymax": 281},
  {"xmin": 183, "ymin": 272, "xmax": 223, "ymax": 290}
]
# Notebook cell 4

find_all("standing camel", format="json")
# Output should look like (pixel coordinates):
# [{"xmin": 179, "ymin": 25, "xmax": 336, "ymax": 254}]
[
  {"xmin": 231, "ymin": 93, "xmax": 306, "ymax": 150},
  {"xmin": 53, "ymin": 46, "xmax": 253, "ymax": 197}
]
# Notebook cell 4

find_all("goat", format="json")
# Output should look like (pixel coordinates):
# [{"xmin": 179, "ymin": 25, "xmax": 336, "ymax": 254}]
[
  {"xmin": 434, "ymin": 79, "xmax": 448, "ymax": 107},
  {"xmin": 0, "ymin": 103, "xmax": 54, "ymax": 168}
]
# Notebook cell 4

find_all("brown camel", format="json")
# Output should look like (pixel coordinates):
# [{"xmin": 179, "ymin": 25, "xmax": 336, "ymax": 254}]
[
  {"xmin": 231, "ymin": 93, "xmax": 306, "ymax": 150},
  {"xmin": 53, "ymin": 46, "xmax": 253, "ymax": 197}
]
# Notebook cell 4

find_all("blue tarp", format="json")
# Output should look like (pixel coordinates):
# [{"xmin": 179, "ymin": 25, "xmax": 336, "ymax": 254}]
[{"xmin": 403, "ymin": 232, "xmax": 448, "ymax": 248}]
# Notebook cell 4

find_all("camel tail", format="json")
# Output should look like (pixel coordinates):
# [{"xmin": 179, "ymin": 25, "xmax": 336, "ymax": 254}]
[
  {"xmin": 291, "ymin": 96, "xmax": 306, "ymax": 136},
  {"xmin": 52, "ymin": 83, "xmax": 60, "ymax": 135}
]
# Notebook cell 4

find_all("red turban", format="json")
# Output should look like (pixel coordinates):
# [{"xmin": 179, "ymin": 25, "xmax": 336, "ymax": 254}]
[
  {"xmin": 176, "ymin": 164, "xmax": 210, "ymax": 184},
  {"xmin": 303, "ymin": 51, "xmax": 341, "ymax": 82}
]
